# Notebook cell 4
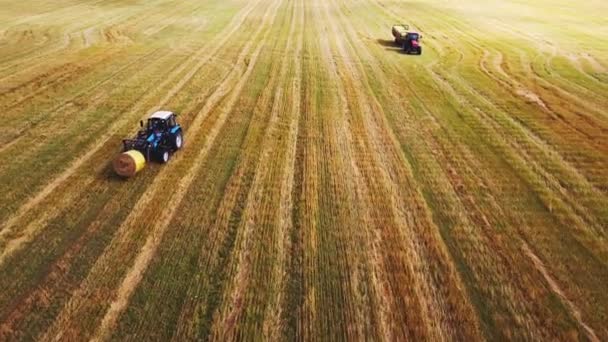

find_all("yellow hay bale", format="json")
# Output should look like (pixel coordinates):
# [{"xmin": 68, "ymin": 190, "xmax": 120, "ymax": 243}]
[
  {"xmin": 113, "ymin": 150, "xmax": 145, "ymax": 177},
  {"xmin": 392, "ymin": 24, "xmax": 408, "ymax": 38}
]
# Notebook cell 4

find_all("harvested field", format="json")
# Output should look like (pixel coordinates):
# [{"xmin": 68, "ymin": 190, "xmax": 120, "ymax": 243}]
[{"xmin": 0, "ymin": 0, "xmax": 607, "ymax": 340}]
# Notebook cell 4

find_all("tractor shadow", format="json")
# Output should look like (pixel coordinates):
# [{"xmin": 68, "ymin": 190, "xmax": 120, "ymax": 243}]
[
  {"xmin": 376, "ymin": 38, "xmax": 407, "ymax": 54},
  {"xmin": 377, "ymin": 38, "xmax": 397, "ymax": 47}
]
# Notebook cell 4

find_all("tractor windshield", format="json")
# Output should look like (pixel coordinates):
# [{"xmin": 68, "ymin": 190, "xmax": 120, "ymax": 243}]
[
  {"xmin": 408, "ymin": 33, "xmax": 419, "ymax": 40},
  {"xmin": 148, "ymin": 118, "xmax": 166, "ymax": 131}
]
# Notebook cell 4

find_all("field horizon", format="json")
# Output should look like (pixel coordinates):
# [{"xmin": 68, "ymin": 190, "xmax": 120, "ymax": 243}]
[{"xmin": 0, "ymin": 0, "xmax": 607, "ymax": 340}]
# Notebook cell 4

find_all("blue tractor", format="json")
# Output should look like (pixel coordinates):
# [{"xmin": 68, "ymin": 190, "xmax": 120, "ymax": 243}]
[{"xmin": 122, "ymin": 110, "xmax": 183, "ymax": 164}]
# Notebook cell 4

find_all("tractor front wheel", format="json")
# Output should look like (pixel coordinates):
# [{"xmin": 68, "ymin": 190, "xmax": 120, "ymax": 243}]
[{"xmin": 157, "ymin": 149, "xmax": 170, "ymax": 164}]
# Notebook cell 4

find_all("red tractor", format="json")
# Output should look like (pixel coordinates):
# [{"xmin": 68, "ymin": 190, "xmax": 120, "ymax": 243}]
[{"xmin": 392, "ymin": 24, "xmax": 422, "ymax": 55}]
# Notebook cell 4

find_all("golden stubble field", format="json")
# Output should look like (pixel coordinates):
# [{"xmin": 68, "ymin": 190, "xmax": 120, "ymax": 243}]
[{"xmin": 0, "ymin": 0, "xmax": 607, "ymax": 340}]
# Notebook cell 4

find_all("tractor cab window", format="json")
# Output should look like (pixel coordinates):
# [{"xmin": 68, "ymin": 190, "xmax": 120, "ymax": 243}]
[
  {"xmin": 168, "ymin": 116, "xmax": 176, "ymax": 127},
  {"xmin": 408, "ymin": 33, "xmax": 419, "ymax": 40},
  {"xmin": 148, "ymin": 119, "xmax": 166, "ymax": 131}
]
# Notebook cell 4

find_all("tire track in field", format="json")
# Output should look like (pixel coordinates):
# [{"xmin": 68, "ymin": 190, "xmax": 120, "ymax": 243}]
[
  {"xmin": 294, "ymin": 1, "xmax": 379, "ymax": 338},
  {"xmin": 350, "ymin": 0, "xmax": 536, "ymax": 336},
  {"xmin": 441, "ymin": 61, "xmax": 608, "ymax": 228},
  {"xmin": 203, "ymin": 0, "xmax": 300, "ymax": 337},
  {"xmin": 0, "ymin": 0, "xmax": 180, "ymax": 81},
  {"xmin": 311, "ymin": 4, "xmax": 394, "ymax": 339},
  {"xmin": 292, "ymin": 42, "xmax": 319, "ymax": 342},
  {"xmin": 581, "ymin": 53, "xmax": 608, "ymax": 74},
  {"xmin": 381, "ymin": 0, "xmax": 607, "ymax": 133},
  {"xmin": 427, "ymin": 66, "xmax": 608, "ymax": 257},
  {"xmin": 90, "ymin": 5, "xmax": 283, "ymax": 340},
  {"xmin": 0, "ymin": 53, "xmax": 115, "ymax": 111},
  {"xmin": 130, "ymin": 0, "xmax": 217, "ymax": 38},
  {"xmin": 167, "ymin": 3, "xmax": 304, "ymax": 338},
  {"xmin": 293, "ymin": 0, "xmax": 408, "ymax": 338},
  {"xmin": 120, "ymin": 0, "xmax": 227, "ymax": 51},
  {"xmin": 265, "ymin": 0, "xmax": 305, "ymax": 337},
  {"xmin": 345, "ymin": 4, "xmax": 556, "ymax": 339},
  {"xmin": 0, "ymin": 48, "xmax": 161, "ymax": 154},
  {"xmin": 0, "ymin": 0, "xmax": 208, "ymax": 117},
  {"xmin": 170, "ymin": 58, "xmax": 279, "ymax": 339},
  {"xmin": 476, "ymin": 39, "xmax": 608, "ymax": 136},
  {"xmin": 324, "ymin": 0, "xmax": 483, "ymax": 339},
  {"xmin": 277, "ymin": 2, "xmax": 323, "ymax": 338},
  {"xmin": 0, "ymin": 0, "xmax": 263, "ymax": 259},
  {"xmin": 425, "ymin": 10, "xmax": 602, "ymax": 124},
  {"xmin": 564, "ymin": 52, "xmax": 608, "ymax": 86},
  {"xmin": 320, "ymin": 3, "xmax": 401, "ymax": 339},
  {"xmin": 374, "ymin": 0, "xmax": 608, "ymax": 232},
  {"xmin": 347, "ymin": 4, "xmax": 560, "ymax": 339},
  {"xmin": 448, "ymin": 17, "xmax": 608, "ymax": 121},
  {"xmin": 522, "ymin": 242, "xmax": 600, "ymax": 342},
  {"xmin": 0, "ymin": 50, "xmax": 185, "ymax": 256},
  {"xmin": 0, "ymin": 51, "xmax": 185, "ymax": 263},
  {"xmin": 0, "ymin": 14, "xmax": 117, "ymax": 79},
  {"xmin": 416, "ymin": 34, "xmax": 608, "ymax": 336},
  {"xmin": 477, "ymin": 49, "xmax": 608, "ymax": 188},
  {"xmin": 380, "ymin": 0, "xmax": 608, "ymax": 206},
  {"xmin": 524, "ymin": 49, "xmax": 608, "ymax": 119},
  {"xmin": 0, "ymin": 50, "xmax": 178, "ymax": 338},
  {"xmin": 0, "ymin": 0, "xmax": 107, "ymax": 29},
  {"xmin": 0, "ymin": 176, "xmax": 144, "ymax": 340},
  {"xmin": 375, "ymin": 4, "xmax": 608, "ymax": 337},
  {"xmin": 0, "ymin": 0, "xmax": 264, "ymax": 332},
  {"xmin": 351, "ymin": 5, "xmax": 567, "ymax": 339},
  {"xmin": 494, "ymin": 22, "xmax": 608, "ymax": 106},
  {"xmin": 315, "ymin": 41, "xmax": 391, "ymax": 340},
  {"xmin": 0, "ymin": 19, "xmax": 252, "ymax": 337},
  {"xmin": 40, "ymin": 0, "xmax": 281, "ymax": 339},
  {"xmin": 376, "ymin": 0, "xmax": 608, "ymax": 233},
  {"xmin": 303, "ymin": 26, "xmax": 342, "ymax": 338},
  {"xmin": 0, "ymin": 0, "xmax": 168, "ymax": 80},
  {"xmin": 556, "ymin": 51, "xmax": 608, "ymax": 94},
  {"xmin": 346, "ymin": 1, "xmax": 608, "ymax": 336},
  {"xmin": 482, "ymin": 48, "xmax": 608, "ymax": 147}
]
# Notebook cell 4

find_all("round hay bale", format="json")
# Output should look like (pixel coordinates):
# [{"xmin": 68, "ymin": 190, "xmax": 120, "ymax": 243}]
[{"xmin": 113, "ymin": 150, "xmax": 146, "ymax": 177}]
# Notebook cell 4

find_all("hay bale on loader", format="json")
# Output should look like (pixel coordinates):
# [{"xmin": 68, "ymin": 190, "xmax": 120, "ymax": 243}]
[
  {"xmin": 113, "ymin": 150, "xmax": 146, "ymax": 177},
  {"xmin": 392, "ymin": 24, "xmax": 409, "ymax": 44}
]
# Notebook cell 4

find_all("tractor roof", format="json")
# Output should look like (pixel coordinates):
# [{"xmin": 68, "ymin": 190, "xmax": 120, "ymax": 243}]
[{"xmin": 149, "ymin": 110, "xmax": 174, "ymax": 120}]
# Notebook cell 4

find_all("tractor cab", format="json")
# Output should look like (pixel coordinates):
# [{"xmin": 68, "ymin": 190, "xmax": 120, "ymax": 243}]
[
  {"xmin": 406, "ymin": 32, "xmax": 420, "ymax": 41},
  {"xmin": 402, "ymin": 32, "xmax": 422, "ymax": 55},
  {"xmin": 141, "ymin": 111, "xmax": 178, "ymax": 132}
]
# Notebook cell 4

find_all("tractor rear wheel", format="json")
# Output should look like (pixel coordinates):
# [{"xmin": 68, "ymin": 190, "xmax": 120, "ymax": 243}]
[{"xmin": 173, "ymin": 131, "xmax": 183, "ymax": 150}]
